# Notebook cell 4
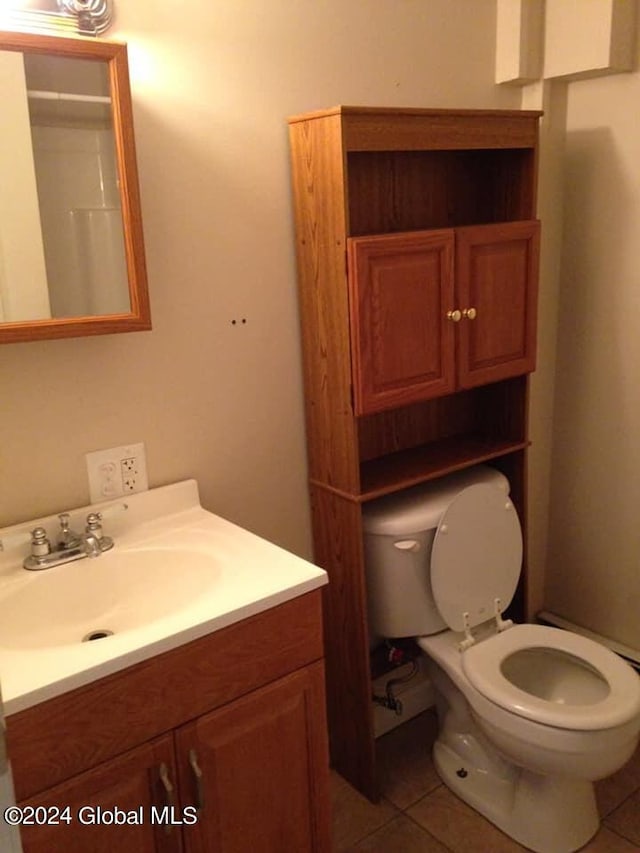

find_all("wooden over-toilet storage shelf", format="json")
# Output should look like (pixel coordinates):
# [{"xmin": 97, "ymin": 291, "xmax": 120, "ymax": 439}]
[{"xmin": 287, "ymin": 105, "xmax": 542, "ymax": 799}]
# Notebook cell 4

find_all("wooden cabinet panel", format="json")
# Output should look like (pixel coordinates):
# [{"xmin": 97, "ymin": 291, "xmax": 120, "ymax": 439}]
[
  {"xmin": 348, "ymin": 229, "xmax": 455, "ymax": 414},
  {"xmin": 456, "ymin": 220, "xmax": 539, "ymax": 388},
  {"xmin": 348, "ymin": 222, "xmax": 539, "ymax": 414},
  {"xmin": 176, "ymin": 662, "xmax": 331, "ymax": 853},
  {"xmin": 19, "ymin": 735, "xmax": 180, "ymax": 853}
]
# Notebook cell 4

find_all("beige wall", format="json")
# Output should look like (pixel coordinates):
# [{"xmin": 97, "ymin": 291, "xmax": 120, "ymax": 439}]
[
  {"xmin": 0, "ymin": 1, "xmax": 519, "ymax": 557},
  {"xmin": 544, "ymin": 41, "xmax": 640, "ymax": 651},
  {"xmin": 522, "ymin": 81, "xmax": 567, "ymax": 618}
]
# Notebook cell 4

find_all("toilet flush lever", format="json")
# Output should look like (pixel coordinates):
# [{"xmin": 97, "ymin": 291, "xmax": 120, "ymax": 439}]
[{"xmin": 393, "ymin": 539, "xmax": 421, "ymax": 553}]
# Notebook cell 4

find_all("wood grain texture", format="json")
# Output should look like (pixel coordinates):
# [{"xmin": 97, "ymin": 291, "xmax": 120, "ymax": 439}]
[
  {"xmin": 357, "ymin": 391, "xmax": 480, "ymax": 462},
  {"xmin": 348, "ymin": 230, "xmax": 456, "ymax": 414},
  {"xmin": 19, "ymin": 735, "xmax": 181, "ymax": 853},
  {"xmin": 342, "ymin": 110, "xmax": 540, "ymax": 152},
  {"xmin": 456, "ymin": 221, "xmax": 540, "ymax": 388},
  {"xmin": 288, "ymin": 115, "xmax": 360, "ymax": 493},
  {"xmin": 177, "ymin": 662, "xmax": 331, "ymax": 853},
  {"xmin": 359, "ymin": 436, "xmax": 530, "ymax": 501},
  {"xmin": 0, "ymin": 31, "xmax": 150, "ymax": 344},
  {"xmin": 288, "ymin": 107, "xmax": 542, "ymax": 152},
  {"xmin": 357, "ymin": 379, "xmax": 528, "ymax": 498},
  {"xmin": 347, "ymin": 149, "xmax": 537, "ymax": 235},
  {"xmin": 7, "ymin": 592, "xmax": 323, "ymax": 801},
  {"xmin": 309, "ymin": 484, "xmax": 377, "ymax": 800}
]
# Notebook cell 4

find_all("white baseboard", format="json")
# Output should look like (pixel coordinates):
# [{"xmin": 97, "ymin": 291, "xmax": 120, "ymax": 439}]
[{"xmin": 538, "ymin": 611, "xmax": 640, "ymax": 670}]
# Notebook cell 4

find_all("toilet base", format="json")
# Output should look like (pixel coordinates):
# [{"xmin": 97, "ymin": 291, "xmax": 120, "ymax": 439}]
[{"xmin": 434, "ymin": 738, "xmax": 600, "ymax": 852}]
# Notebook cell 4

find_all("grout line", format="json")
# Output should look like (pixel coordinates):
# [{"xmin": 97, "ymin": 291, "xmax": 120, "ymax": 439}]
[
  {"xmin": 403, "ymin": 810, "xmax": 459, "ymax": 852},
  {"xmin": 339, "ymin": 811, "xmax": 400, "ymax": 851},
  {"xmin": 602, "ymin": 824, "xmax": 640, "ymax": 849},
  {"xmin": 602, "ymin": 786, "xmax": 640, "ymax": 821}
]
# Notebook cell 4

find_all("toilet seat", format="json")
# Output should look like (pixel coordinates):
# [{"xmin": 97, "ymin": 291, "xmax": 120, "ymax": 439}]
[{"xmin": 462, "ymin": 623, "xmax": 640, "ymax": 730}]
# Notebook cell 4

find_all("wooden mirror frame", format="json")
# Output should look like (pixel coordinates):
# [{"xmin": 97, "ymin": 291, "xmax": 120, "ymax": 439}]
[{"xmin": 0, "ymin": 30, "xmax": 150, "ymax": 344}]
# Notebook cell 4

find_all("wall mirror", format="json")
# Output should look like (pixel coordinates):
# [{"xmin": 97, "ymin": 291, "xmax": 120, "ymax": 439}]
[{"xmin": 0, "ymin": 30, "xmax": 150, "ymax": 343}]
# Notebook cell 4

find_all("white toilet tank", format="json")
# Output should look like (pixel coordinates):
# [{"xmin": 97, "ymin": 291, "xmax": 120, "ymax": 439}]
[{"xmin": 363, "ymin": 465, "xmax": 510, "ymax": 640}]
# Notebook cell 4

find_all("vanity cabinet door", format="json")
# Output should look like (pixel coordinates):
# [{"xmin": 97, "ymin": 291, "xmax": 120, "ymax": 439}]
[
  {"xmin": 455, "ymin": 220, "xmax": 540, "ymax": 389},
  {"xmin": 18, "ymin": 734, "xmax": 182, "ymax": 853},
  {"xmin": 176, "ymin": 661, "xmax": 331, "ymax": 853},
  {"xmin": 348, "ymin": 229, "xmax": 456, "ymax": 414}
]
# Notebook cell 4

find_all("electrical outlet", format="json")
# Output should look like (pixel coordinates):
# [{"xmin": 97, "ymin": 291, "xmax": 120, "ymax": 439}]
[
  {"xmin": 121, "ymin": 456, "xmax": 143, "ymax": 492},
  {"xmin": 86, "ymin": 443, "xmax": 148, "ymax": 502}
]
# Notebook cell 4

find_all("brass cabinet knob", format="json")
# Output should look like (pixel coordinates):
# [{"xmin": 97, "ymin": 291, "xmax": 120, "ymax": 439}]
[
  {"xmin": 446, "ymin": 309, "xmax": 462, "ymax": 322},
  {"xmin": 462, "ymin": 307, "xmax": 477, "ymax": 320}
]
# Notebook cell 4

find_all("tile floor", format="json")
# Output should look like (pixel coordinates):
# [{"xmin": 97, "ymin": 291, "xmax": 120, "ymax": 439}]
[{"xmin": 332, "ymin": 710, "xmax": 640, "ymax": 852}]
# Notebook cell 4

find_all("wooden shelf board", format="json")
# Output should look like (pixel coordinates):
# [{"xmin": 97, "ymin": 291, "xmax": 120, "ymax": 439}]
[{"xmin": 358, "ymin": 435, "xmax": 529, "ymax": 502}]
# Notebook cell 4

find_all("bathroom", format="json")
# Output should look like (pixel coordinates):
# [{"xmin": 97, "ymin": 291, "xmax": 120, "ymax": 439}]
[{"xmin": 1, "ymin": 0, "xmax": 640, "ymax": 851}]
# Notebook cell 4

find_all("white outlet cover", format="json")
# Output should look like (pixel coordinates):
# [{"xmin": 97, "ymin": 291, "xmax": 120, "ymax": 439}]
[{"xmin": 86, "ymin": 442, "xmax": 148, "ymax": 503}]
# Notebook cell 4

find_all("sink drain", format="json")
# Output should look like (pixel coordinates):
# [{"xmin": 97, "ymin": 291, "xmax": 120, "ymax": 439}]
[{"xmin": 82, "ymin": 629, "xmax": 114, "ymax": 642}]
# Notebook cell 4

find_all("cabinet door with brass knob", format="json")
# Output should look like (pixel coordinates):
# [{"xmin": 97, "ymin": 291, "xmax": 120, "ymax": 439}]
[
  {"xmin": 456, "ymin": 220, "xmax": 540, "ymax": 389},
  {"xmin": 347, "ymin": 229, "xmax": 456, "ymax": 415}
]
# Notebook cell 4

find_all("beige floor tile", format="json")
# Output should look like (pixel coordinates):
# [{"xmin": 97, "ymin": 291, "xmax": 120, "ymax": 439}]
[
  {"xmin": 596, "ymin": 743, "xmax": 640, "ymax": 818},
  {"xmin": 349, "ymin": 814, "xmax": 450, "ymax": 852},
  {"xmin": 582, "ymin": 825, "xmax": 640, "ymax": 852},
  {"xmin": 603, "ymin": 789, "xmax": 640, "ymax": 847},
  {"xmin": 331, "ymin": 770, "xmax": 399, "ymax": 852},
  {"xmin": 376, "ymin": 710, "xmax": 442, "ymax": 809},
  {"xmin": 407, "ymin": 785, "xmax": 529, "ymax": 853}
]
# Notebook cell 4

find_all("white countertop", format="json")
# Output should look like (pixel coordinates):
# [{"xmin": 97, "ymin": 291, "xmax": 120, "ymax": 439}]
[{"xmin": 0, "ymin": 480, "xmax": 327, "ymax": 716}]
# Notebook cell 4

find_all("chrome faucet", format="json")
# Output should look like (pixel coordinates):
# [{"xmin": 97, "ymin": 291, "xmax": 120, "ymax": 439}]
[{"xmin": 23, "ymin": 511, "xmax": 114, "ymax": 571}]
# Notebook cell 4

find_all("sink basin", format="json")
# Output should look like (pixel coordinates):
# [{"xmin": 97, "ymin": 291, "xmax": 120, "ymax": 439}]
[
  {"xmin": 0, "ymin": 479, "xmax": 327, "ymax": 715},
  {"xmin": 0, "ymin": 546, "xmax": 218, "ymax": 650}
]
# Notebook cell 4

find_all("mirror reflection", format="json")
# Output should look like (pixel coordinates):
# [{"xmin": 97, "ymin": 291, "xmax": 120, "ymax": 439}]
[
  {"xmin": 0, "ymin": 31, "xmax": 150, "ymax": 344},
  {"xmin": 0, "ymin": 50, "xmax": 129, "ymax": 323}
]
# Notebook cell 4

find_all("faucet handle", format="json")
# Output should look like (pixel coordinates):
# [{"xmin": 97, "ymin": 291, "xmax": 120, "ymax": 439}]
[
  {"xmin": 85, "ymin": 512, "xmax": 104, "ymax": 536},
  {"xmin": 85, "ymin": 512, "xmax": 114, "ymax": 554},
  {"xmin": 30, "ymin": 527, "xmax": 51, "ymax": 558}
]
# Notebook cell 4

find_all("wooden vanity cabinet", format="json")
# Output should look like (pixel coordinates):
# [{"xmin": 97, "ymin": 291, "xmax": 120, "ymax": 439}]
[
  {"xmin": 7, "ymin": 591, "xmax": 331, "ymax": 853},
  {"xmin": 287, "ymin": 107, "xmax": 541, "ymax": 800}
]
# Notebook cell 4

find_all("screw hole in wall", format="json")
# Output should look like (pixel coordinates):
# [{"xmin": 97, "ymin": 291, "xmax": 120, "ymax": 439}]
[{"xmin": 230, "ymin": 318, "xmax": 248, "ymax": 325}]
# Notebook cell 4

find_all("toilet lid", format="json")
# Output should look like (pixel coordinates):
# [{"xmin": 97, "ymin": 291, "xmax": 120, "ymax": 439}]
[{"xmin": 431, "ymin": 483, "xmax": 522, "ymax": 632}]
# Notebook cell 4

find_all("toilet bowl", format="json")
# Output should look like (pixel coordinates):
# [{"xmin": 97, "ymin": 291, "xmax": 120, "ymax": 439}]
[{"xmin": 363, "ymin": 467, "xmax": 640, "ymax": 852}]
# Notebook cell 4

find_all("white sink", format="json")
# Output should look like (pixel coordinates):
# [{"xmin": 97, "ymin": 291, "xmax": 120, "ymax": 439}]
[
  {"xmin": 0, "ymin": 480, "xmax": 327, "ymax": 715},
  {"xmin": 0, "ymin": 546, "xmax": 218, "ymax": 650}
]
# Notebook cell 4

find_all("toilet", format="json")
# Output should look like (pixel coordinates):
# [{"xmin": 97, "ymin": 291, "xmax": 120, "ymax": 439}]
[{"xmin": 363, "ymin": 466, "xmax": 640, "ymax": 853}]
